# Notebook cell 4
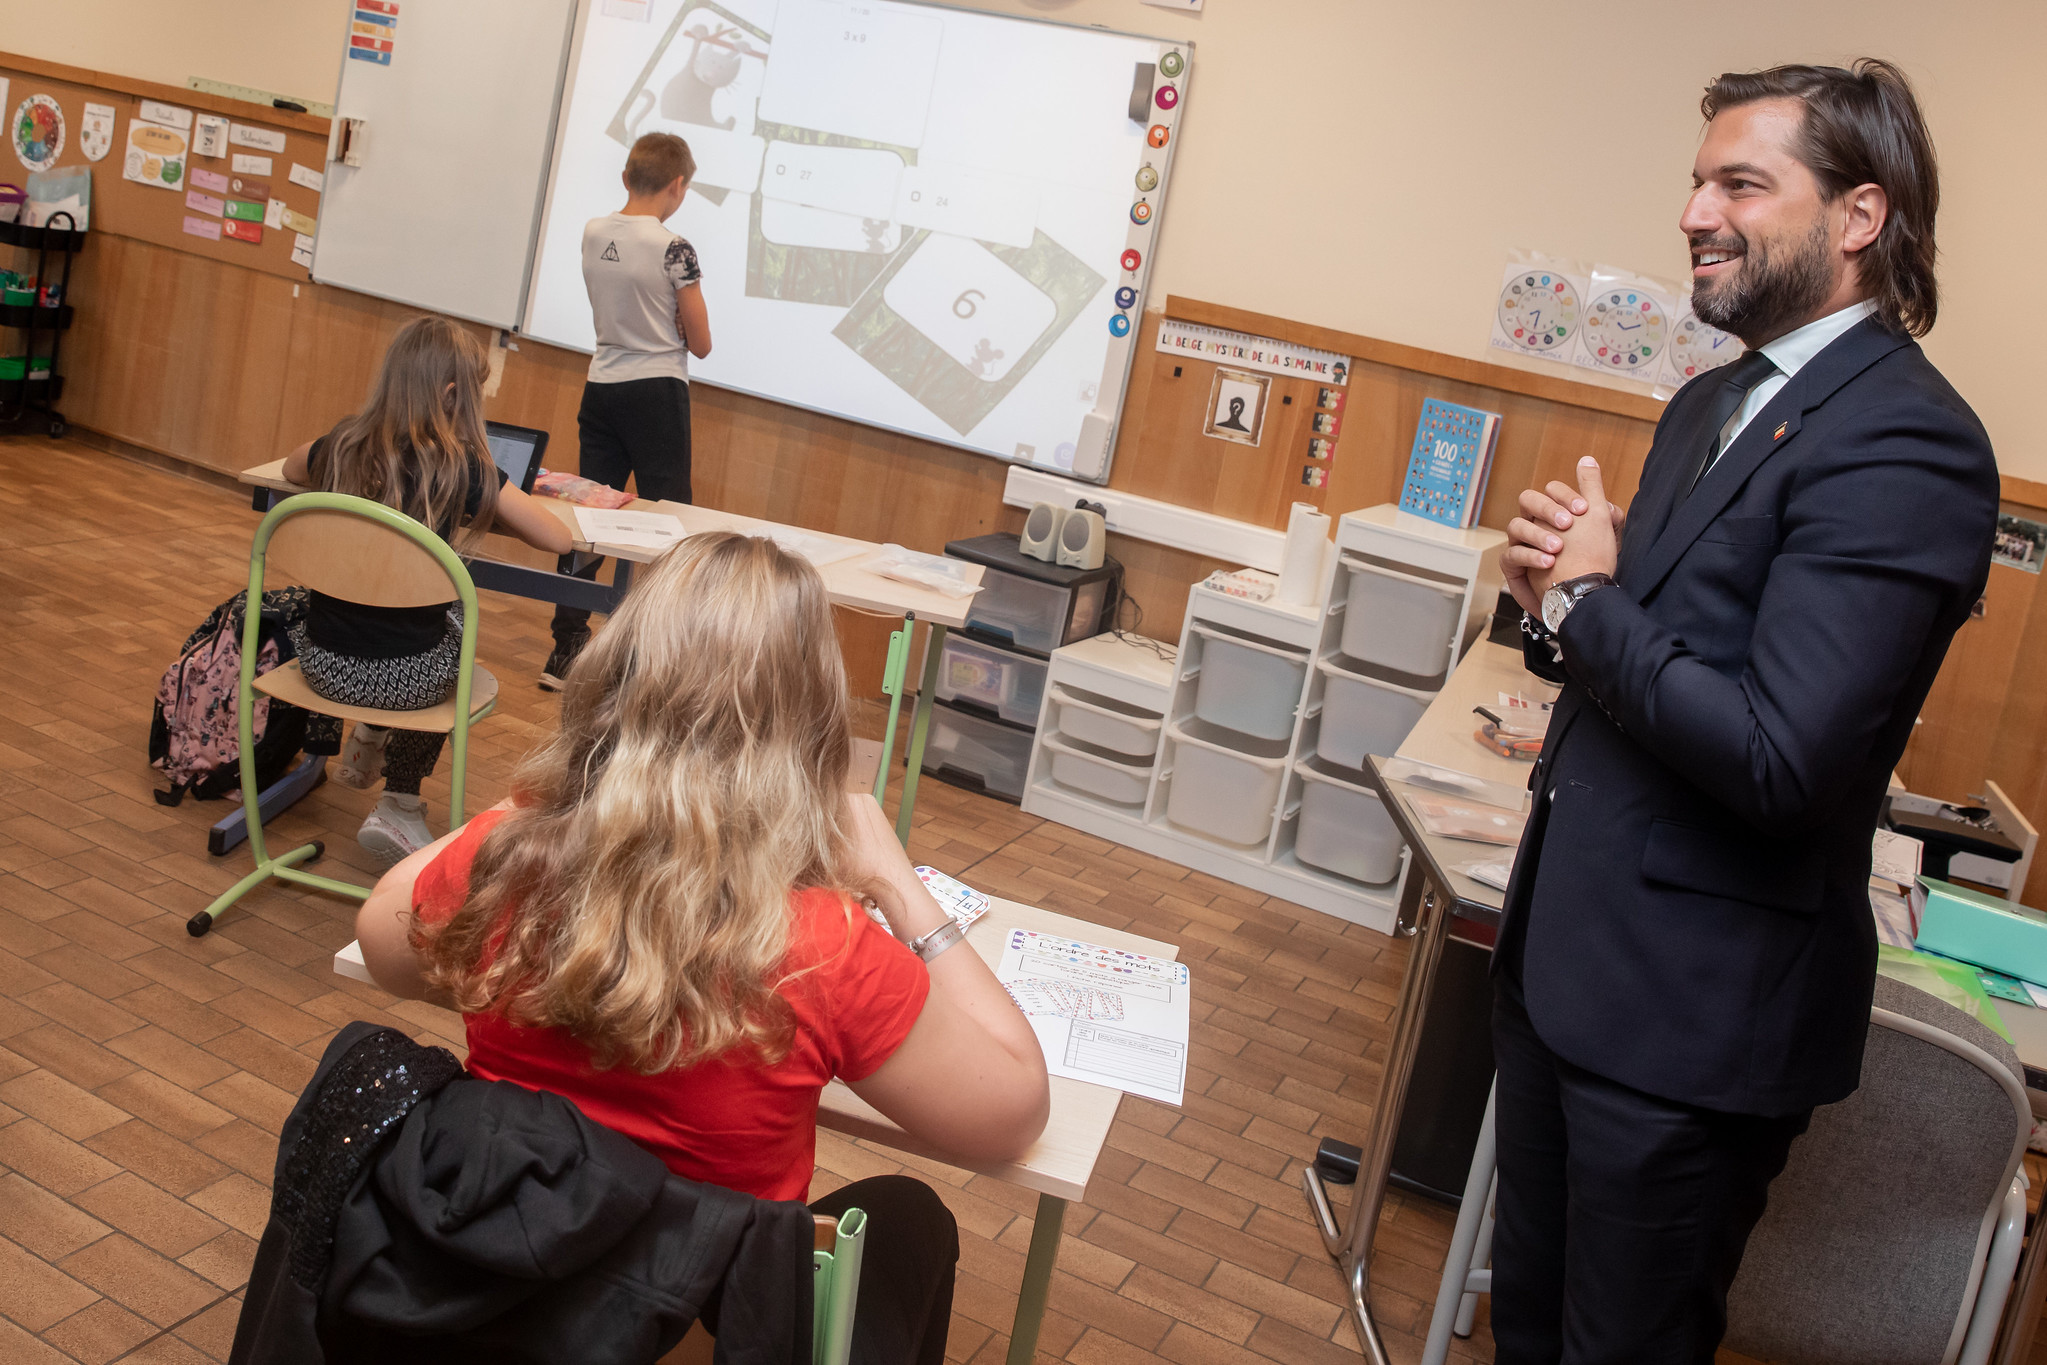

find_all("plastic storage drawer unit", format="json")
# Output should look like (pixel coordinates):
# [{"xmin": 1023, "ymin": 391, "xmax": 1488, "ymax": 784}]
[
  {"xmin": 945, "ymin": 533, "xmax": 1115, "ymax": 656},
  {"xmin": 1163, "ymin": 718, "xmax": 1289, "ymax": 846},
  {"xmin": 1041, "ymin": 732, "xmax": 1154, "ymax": 807},
  {"xmin": 935, "ymin": 634, "xmax": 1048, "ymax": 726},
  {"xmin": 1316, "ymin": 660, "xmax": 1432, "ymax": 770},
  {"xmin": 1340, "ymin": 554, "xmax": 1465, "ymax": 681},
  {"xmin": 1190, "ymin": 624, "xmax": 1309, "ymax": 742},
  {"xmin": 1294, "ymin": 760, "xmax": 1403, "ymax": 883},
  {"xmin": 920, "ymin": 700, "xmax": 1035, "ymax": 803},
  {"xmin": 1047, "ymin": 684, "xmax": 1163, "ymax": 758}
]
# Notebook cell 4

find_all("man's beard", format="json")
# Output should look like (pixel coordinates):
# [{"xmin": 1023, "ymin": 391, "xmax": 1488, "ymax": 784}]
[{"xmin": 1691, "ymin": 213, "xmax": 1837, "ymax": 343}]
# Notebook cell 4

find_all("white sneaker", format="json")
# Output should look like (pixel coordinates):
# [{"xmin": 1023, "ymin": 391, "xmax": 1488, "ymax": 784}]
[
  {"xmin": 357, "ymin": 799, "xmax": 431, "ymax": 869},
  {"xmin": 333, "ymin": 724, "xmax": 390, "ymax": 790}
]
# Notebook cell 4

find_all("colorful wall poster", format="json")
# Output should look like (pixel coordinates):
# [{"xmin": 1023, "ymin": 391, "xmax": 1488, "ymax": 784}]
[
  {"xmin": 80, "ymin": 102, "xmax": 115, "ymax": 161},
  {"xmin": 124, "ymin": 118, "xmax": 188, "ymax": 191},
  {"xmin": 13, "ymin": 94, "xmax": 64, "ymax": 172}
]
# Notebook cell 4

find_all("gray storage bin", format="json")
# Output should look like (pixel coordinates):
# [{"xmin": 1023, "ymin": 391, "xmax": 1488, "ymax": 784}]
[
  {"xmin": 921, "ymin": 701, "xmax": 1034, "ymax": 803},
  {"xmin": 1339, "ymin": 554, "xmax": 1464, "ymax": 681},
  {"xmin": 1190, "ymin": 623, "xmax": 1308, "ymax": 742},
  {"xmin": 1042, "ymin": 731, "xmax": 1153, "ymax": 807},
  {"xmin": 1294, "ymin": 760, "xmax": 1403, "ymax": 884},
  {"xmin": 1048, "ymin": 684, "xmax": 1163, "ymax": 758},
  {"xmin": 935, "ymin": 634, "xmax": 1048, "ymax": 726},
  {"xmin": 1163, "ymin": 718, "xmax": 1289, "ymax": 846},
  {"xmin": 1316, "ymin": 659, "xmax": 1432, "ymax": 769}
]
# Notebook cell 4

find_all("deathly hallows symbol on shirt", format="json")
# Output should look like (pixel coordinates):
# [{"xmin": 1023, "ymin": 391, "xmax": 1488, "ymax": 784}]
[{"xmin": 601, "ymin": 241, "xmax": 620, "ymax": 262}]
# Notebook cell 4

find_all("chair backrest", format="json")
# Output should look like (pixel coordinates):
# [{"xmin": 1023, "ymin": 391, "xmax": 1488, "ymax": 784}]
[
  {"xmin": 262, "ymin": 496, "xmax": 468, "ymax": 608},
  {"xmin": 1723, "ymin": 975, "xmax": 2030, "ymax": 1365}
]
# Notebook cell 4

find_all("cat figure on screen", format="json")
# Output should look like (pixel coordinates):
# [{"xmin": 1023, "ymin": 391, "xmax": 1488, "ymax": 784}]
[{"xmin": 1398, "ymin": 398, "xmax": 1502, "ymax": 530}]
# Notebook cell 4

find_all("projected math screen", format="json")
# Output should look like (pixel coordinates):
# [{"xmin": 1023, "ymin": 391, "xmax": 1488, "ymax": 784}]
[{"xmin": 526, "ymin": 0, "xmax": 1184, "ymax": 478}]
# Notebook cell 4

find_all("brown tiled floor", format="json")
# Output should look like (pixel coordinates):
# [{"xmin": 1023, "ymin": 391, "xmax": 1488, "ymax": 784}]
[{"xmin": 16, "ymin": 433, "xmax": 1951, "ymax": 1364}]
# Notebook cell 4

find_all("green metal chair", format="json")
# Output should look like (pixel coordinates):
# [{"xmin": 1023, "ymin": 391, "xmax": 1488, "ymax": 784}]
[
  {"xmin": 188, "ymin": 491, "xmax": 499, "ymax": 937},
  {"xmin": 811, "ymin": 1208, "xmax": 867, "ymax": 1365}
]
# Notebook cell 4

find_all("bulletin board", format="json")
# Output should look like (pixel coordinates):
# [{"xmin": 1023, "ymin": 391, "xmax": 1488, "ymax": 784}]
[{"xmin": 0, "ymin": 54, "xmax": 329, "ymax": 284}]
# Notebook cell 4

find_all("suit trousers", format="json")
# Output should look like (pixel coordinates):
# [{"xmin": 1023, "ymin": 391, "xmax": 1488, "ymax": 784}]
[
  {"xmin": 551, "ymin": 376, "xmax": 695, "ymax": 646},
  {"xmin": 1489, "ymin": 984, "xmax": 1810, "ymax": 1364}
]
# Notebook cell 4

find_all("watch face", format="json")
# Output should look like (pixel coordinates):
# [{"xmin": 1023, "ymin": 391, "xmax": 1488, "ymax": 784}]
[
  {"xmin": 1583, "ymin": 288, "xmax": 1668, "ymax": 372},
  {"xmin": 1498, "ymin": 271, "xmax": 1580, "ymax": 354},
  {"xmin": 1667, "ymin": 309, "xmax": 1743, "ymax": 381}
]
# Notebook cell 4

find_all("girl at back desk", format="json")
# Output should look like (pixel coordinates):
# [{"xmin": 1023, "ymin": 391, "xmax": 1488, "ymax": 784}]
[
  {"xmin": 281, "ymin": 316, "xmax": 572, "ymax": 865},
  {"xmin": 356, "ymin": 532, "xmax": 1050, "ymax": 1365}
]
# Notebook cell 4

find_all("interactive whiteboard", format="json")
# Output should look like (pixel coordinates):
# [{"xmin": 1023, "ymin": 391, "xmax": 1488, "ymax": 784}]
[{"xmin": 525, "ymin": 0, "xmax": 1189, "ymax": 482}]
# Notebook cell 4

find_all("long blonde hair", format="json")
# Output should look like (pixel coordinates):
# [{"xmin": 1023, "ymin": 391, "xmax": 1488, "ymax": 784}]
[
  {"xmin": 414, "ymin": 532, "xmax": 860, "ymax": 1072},
  {"xmin": 318, "ymin": 316, "xmax": 497, "ymax": 546}
]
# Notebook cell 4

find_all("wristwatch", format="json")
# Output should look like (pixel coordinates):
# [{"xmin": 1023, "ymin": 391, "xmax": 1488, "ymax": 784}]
[
  {"xmin": 906, "ymin": 919, "xmax": 967, "ymax": 965},
  {"xmin": 1541, "ymin": 573, "xmax": 1616, "ymax": 635}
]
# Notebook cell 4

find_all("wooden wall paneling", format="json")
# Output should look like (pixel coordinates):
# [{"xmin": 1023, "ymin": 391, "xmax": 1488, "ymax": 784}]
[
  {"xmin": 1897, "ymin": 561, "xmax": 2038, "ymax": 805},
  {"xmin": 1988, "ymin": 571, "xmax": 2047, "ymax": 841}
]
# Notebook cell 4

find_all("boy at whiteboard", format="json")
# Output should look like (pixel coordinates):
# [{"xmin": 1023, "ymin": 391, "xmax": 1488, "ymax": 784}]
[{"xmin": 544, "ymin": 132, "xmax": 713, "ymax": 690}]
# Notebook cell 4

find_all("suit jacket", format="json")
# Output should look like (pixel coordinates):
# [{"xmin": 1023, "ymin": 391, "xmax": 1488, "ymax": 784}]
[{"xmin": 1497, "ymin": 318, "xmax": 1999, "ymax": 1115}]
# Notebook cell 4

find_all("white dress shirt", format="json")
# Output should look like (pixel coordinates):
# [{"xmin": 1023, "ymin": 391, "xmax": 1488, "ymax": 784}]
[{"xmin": 1711, "ymin": 298, "xmax": 1878, "ymax": 468}]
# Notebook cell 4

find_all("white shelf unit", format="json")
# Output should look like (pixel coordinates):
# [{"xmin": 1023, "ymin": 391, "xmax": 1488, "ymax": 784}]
[{"xmin": 1021, "ymin": 506, "xmax": 1506, "ymax": 934}]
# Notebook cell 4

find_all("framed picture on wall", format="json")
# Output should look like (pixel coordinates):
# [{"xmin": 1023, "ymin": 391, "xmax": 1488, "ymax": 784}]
[{"xmin": 1205, "ymin": 368, "xmax": 1269, "ymax": 446}]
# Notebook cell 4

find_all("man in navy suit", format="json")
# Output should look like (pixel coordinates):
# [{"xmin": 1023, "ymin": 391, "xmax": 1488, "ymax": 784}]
[{"xmin": 1491, "ymin": 60, "xmax": 1999, "ymax": 1362}]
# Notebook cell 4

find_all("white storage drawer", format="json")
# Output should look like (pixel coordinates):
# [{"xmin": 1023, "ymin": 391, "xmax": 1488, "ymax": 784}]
[
  {"xmin": 935, "ymin": 635, "xmax": 1048, "ymax": 726},
  {"xmin": 1190, "ymin": 623, "xmax": 1309, "ymax": 742},
  {"xmin": 1163, "ymin": 719, "xmax": 1289, "ymax": 846},
  {"xmin": 1340, "ymin": 554, "xmax": 1464, "ymax": 681},
  {"xmin": 921, "ymin": 701, "xmax": 1034, "ymax": 803},
  {"xmin": 1316, "ymin": 660, "xmax": 1432, "ymax": 770},
  {"xmin": 1048, "ymin": 684, "xmax": 1163, "ymax": 758},
  {"xmin": 1294, "ymin": 760, "xmax": 1404, "ymax": 884},
  {"xmin": 1042, "ymin": 731, "xmax": 1154, "ymax": 808}
]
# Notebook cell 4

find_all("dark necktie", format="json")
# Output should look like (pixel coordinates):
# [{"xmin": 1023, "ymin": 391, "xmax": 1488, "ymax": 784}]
[{"xmin": 1681, "ymin": 349, "xmax": 1780, "ymax": 498}]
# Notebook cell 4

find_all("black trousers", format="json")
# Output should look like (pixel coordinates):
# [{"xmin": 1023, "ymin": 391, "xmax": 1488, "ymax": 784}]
[
  {"xmin": 1489, "ymin": 985, "xmax": 1810, "ymax": 1364},
  {"xmin": 809, "ymin": 1175, "xmax": 957, "ymax": 1365},
  {"xmin": 550, "ymin": 376, "xmax": 694, "ymax": 646}
]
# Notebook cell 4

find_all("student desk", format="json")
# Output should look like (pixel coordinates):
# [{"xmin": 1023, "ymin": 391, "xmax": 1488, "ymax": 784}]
[
  {"xmin": 238, "ymin": 461, "xmax": 982, "ymax": 845},
  {"xmin": 335, "ymin": 893, "xmax": 1176, "ymax": 1365},
  {"xmin": 1299, "ymin": 640, "xmax": 1540, "ymax": 1365}
]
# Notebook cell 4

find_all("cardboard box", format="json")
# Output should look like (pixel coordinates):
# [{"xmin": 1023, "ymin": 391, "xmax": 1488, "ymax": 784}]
[{"xmin": 1914, "ymin": 877, "xmax": 2047, "ymax": 984}]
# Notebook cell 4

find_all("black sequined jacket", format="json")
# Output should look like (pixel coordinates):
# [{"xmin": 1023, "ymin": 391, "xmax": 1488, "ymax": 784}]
[{"xmin": 229, "ymin": 1022, "xmax": 814, "ymax": 1364}]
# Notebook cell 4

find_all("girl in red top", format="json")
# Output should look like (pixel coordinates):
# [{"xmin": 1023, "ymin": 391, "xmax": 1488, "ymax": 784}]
[{"xmin": 356, "ymin": 531, "xmax": 1049, "ymax": 1365}]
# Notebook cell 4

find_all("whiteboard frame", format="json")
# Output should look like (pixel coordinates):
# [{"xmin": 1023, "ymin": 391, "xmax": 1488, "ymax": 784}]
[
  {"xmin": 523, "ymin": 0, "xmax": 1190, "ymax": 485},
  {"xmin": 312, "ymin": 0, "xmax": 579, "ymax": 330}
]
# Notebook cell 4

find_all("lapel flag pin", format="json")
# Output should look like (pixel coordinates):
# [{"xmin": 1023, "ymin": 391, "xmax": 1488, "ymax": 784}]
[{"xmin": 1773, "ymin": 422, "xmax": 1788, "ymax": 440}]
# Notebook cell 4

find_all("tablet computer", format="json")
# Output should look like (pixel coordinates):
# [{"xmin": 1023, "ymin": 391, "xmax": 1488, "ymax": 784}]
[{"xmin": 484, "ymin": 420, "xmax": 549, "ymax": 494}]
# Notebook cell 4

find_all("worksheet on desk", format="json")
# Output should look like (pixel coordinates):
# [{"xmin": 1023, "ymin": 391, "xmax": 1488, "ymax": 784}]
[
  {"xmin": 998, "ymin": 929, "xmax": 1190, "ymax": 1105},
  {"xmin": 573, "ymin": 507, "xmax": 689, "ymax": 552}
]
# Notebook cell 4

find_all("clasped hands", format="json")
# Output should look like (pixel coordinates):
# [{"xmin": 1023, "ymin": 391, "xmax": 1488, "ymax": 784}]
[{"xmin": 1500, "ymin": 456, "xmax": 1625, "ymax": 617}]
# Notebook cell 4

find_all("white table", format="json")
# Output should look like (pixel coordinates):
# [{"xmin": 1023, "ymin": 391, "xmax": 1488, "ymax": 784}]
[
  {"xmin": 336, "ymin": 893, "xmax": 1176, "ymax": 1364},
  {"xmin": 239, "ymin": 461, "xmax": 982, "ymax": 844}
]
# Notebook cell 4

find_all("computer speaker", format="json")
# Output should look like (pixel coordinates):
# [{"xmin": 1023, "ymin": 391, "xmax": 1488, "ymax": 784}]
[
  {"xmin": 1056, "ymin": 508, "xmax": 1107, "ymax": 570},
  {"xmin": 1019, "ymin": 502, "xmax": 1066, "ymax": 562}
]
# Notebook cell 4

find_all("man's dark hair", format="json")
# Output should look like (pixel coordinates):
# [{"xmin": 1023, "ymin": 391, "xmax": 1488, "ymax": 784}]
[{"xmin": 1702, "ymin": 59, "xmax": 1939, "ymax": 336}]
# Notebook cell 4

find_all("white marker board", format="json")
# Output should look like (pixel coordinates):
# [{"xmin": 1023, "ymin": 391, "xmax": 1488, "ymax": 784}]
[
  {"xmin": 312, "ymin": 0, "xmax": 578, "ymax": 328},
  {"xmin": 525, "ymin": 0, "xmax": 1189, "ymax": 482}
]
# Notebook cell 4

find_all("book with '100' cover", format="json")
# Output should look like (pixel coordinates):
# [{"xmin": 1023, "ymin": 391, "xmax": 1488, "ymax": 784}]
[{"xmin": 1399, "ymin": 397, "xmax": 1502, "ymax": 529}]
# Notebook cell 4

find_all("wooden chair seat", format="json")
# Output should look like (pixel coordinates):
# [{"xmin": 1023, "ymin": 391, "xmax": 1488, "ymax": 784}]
[{"xmin": 254, "ymin": 658, "xmax": 499, "ymax": 733}]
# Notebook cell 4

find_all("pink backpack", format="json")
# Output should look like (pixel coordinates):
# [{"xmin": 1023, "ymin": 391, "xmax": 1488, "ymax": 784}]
[{"xmin": 150, "ymin": 590, "xmax": 310, "ymax": 805}]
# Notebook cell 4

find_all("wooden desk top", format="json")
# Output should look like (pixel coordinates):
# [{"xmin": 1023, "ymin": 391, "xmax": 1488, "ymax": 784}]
[
  {"xmin": 333, "ymin": 895, "xmax": 1173, "ymax": 1205},
  {"xmin": 240, "ymin": 460, "xmax": 983, "ymax": 630}
]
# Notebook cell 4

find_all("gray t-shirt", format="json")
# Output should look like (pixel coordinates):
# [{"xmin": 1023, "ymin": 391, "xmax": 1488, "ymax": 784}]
[{"xmin": 581, "ymin": 212, "xmax": 703, "ymax": 384}]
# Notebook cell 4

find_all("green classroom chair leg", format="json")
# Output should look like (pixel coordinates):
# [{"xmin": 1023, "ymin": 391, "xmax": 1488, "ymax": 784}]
[
  {"xmin": 872, "ymin": 615, "xmax": 912, "ymax": 805},
  {"xmin": 192, "ymin": 491, "xmax": 493, "ymax": 936},
  {"xmin": 894, "ymin": 623, "xmax": 947, "ymax": 848},
  {"xmin": 1006, "ymin": 1193, "xmax": 1066, "ymax": 1365}
]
